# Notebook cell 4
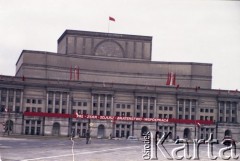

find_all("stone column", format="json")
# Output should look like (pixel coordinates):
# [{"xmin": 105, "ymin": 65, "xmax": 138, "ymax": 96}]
[
  {"xmin": 104, "ymin": 95, "xmax": 107, "ymax": 115},
  {"xmin": 224, "ymin": 102, "xmax": 226, "ymax": 122},
  {"xmin": 91, "ymin": 95, "xmax": 94, "ymax": 115},
  {"xmin": 53, "ymin": 92, "xmax": 56, "ymax": 113},
  {"xmin": 189, "ymin": 100, "xmax": 192, "ymax": 119},
  {"xmin": 67, "ymin": 93, "xmax": 70, "ymax": 114},
  {"xmin": 13, "ymin": 90, "xmax": 16, "ymax": 111},
  {"xmin": 6, "ymin": 89, "xmax": 9, "ymax": 112},
  {"xmin": 177, "ymin": 100, "xmax": 179, "ymax": 119},
  {"xmin": 111, "ymin": 96, "xmax": 114, "ymax": 116},
  {"xmin": 183, "ymin": 100, "xmax": 186, "ymax": 119},
  {"xmin": 97, "ymin": 95, "xmax": 100, "ymax": 115},
  {"xmin": 147, "ymin": 97, "xmax": 150, "ymax": 118},
  {"xmin": 20, "ymin": 90, "xmax": 23, "ymax": 112},
  {"xmin": 134, "ymin": 97, "xmax": 137, "ymax": 117},
  {"xmin": 60, "ymin": 93, "xmax": 63, "ymax": 113},
  {"xmin": 154, "ymin": 98, "xmax": 157, "ymax": 118},
  {"xmin": 236, "ymin": 103, "xmax": 239, "ymax": 123},
  {"xmin": 230, "ymin": 103, "xmax": 233, "ymax": 123},
  {"xmin": 141, "ymin": 97, "xmax": 143, "ymax": 117}
]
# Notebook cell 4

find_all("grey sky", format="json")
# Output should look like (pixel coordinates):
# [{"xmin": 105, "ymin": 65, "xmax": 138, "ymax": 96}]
[{"xmin": 0, "ymin": 0, "xmax": 239, "ymax": 90}]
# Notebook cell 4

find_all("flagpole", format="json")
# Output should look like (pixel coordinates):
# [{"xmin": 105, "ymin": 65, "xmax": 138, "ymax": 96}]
[{"xmin": 108, "ymin": 19, "xmax": 110, "ymax": 34}]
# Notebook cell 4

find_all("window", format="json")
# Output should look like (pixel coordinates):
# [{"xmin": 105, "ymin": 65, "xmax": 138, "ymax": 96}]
[
  {"xmin": 55, "ymin": 100, "xmax": 59, "ymax": 105},
  {"xmin": 127, "ymin": 105, "xmax": 131, "ymax": 109},
  {"xmin": 200, "ymin": 109, "xmax": 204, "ymax": 112},
  {"xmin": 143, "ymin": 113, "xmax": 146, "ymax": 118},
  {"xmin": 106, "ymin": 111, "xmax": 110, "ymax": 116},
  {"xmin": 169, "ymin": 107, "xmax": 173, "ymax": 111},
  {"xmin": 93, "ymin": 110, "xmax": 97, "ymax": 115},
  {"xmin": 62, "ymin": 100, "xmax": 66, "ymax": 105},
  {"xmin": 210, "ymin": 109, "xmax": 214, "ymax": 113},
  {"xmin": 169, "ymin": 114, "xmax": 172, "ymax": 119},
  {"xmin": 159, "ymin": 106, "xmax": 162, "ymax": 110},
  {"xmin": 62, "ymin": 109, "xmax": 66, "ymax": 114},
  {"xmin": 122, "ymin": 104, "xmax": 125, "ymax": 109},
  {"xmin": 73, "ymin": 102, "xmax": 76, "ymax": 106},
  {"xmin": 27, "ymin": 99, "xmax": 31, "ymax": 103},
  {"xmin": 150, "ymin": 106, "xmax": 153, "ymax": 110},
  {"xmin": 220, "ymin": 117, "xmax": 223, "ymax": 122},
  {"xmin": 185, "ymin": 115, "xmax": 188, "ymax": 119},
  {"xmin": 185, "ymin": 108, "xmax": 189, "ymax": 112},
  {"xmin": 38, "ymin": 100, "xmax": 42, "ymax": 104},
  {"xmin": 127, "ymin": 112, "xmax": 131, "ymax": 117},
  {"xmin": 205, "ymin": 116, "xmax": 208, "ymax": 120},
  {"xmin": 143, "ymin": 105, "xmax": 147, "ymax": 110},
  {"xmin": 137, "ymin": 105, "xmax": 140, "ymax": 109},
  {"xmin": 48, "ymin": 108, "xmax": 52, "ymax": 113},
  {"xmin": 200, "ymin": 116, "xmax": 204, "ymax": 120},
  {"xmin": 37, "ymin": 120, "xmax": 41, "ymax": 125},
  {"xmin": 93, "ymin": 102, "xmax": 97, "ymax": 107},
  {"xmin": 26, "ymin": 120, "xmax": 30, "ymax": 124},
  {"xmin": 210, "ymin": 116, "xmax": 213, "ymax": 121},
  {"xmin": 72, "ymin": 109, "xmax": 76, "ymax": 114},
  {"xmin": 116, "ymin": 112, "xmax": 120, "ymax": 116},
  {"xmin": 78, "ymin": 102, "xmax": 82, "ymax": 106},
  {"xmin": 121, "ymin": 112, "xmax": 125, "ymax": 116},
  {"xmin": 179, "ymin": 115, "xmax": 182, "ymax": 119},
  {"xmin": 37, "ymin": 108, "xmax": 42, "ymax": 112},
  {"xmin": 16, "ymin": 97, "xmax": 21, "ymax": 103},
  {"xmin": 116, "ymin": 104, "xmax": 120, "ymax": 108},
  {"xmin": 107, "ymin": 103, "xmax": 111, "ymax": 108},
  {"xmin": 100, "ymin": 111, "xmax": 104, "ymax": 115},
  {"xmin": 83, "ymin": 110, "xmax": 87, "ymax": 114},
  {"xmin": 77, "ymin": 110, "xmax": 81, "ymax": 114},
  {"xmin": 48, "ymin": 100, "xmax": 52, "ymax": 105},
  {"xmin": 32, "ymin": 99, "xmax": 36, "ymax": 104},
  {"xmin": 164, "ymin": 114, "xmax": 168, "ymax": 118},
  {"xmin": 55, "ymin": 108, "xmax": 59, "ymax": 113},
  {"xmin": 26, "ymin": 107, "xmax": 30, "ymax": 112},
  {"xmin": 121, "ymin": 125, "xmax": 125, "ymax": 128},
  {"xmin": 83, "ymin": 102, "xmax": 87, "ymax": 106},
  {"xmin": 116, "ymin": 124, "xmax": 120, "ymax": 128},
  {"xmin": 127, "ymin": 125, "xmax": 130, "ymax": 128},
  {"xmin": 226, "ymin": 117, "xmax": 229, "ymax": 122},
  {"xmin": 136, "ymin": 113, "xmax": 140, "ymax": 117},
  {"xmin": 192, "ymin": 108, "xmax": 195, "ymax": 112},
  {"xmin": 149, "ymin": 113, "xmax": 153, "ymax": 118},
  {"xmin": 164, "ymin": 107, "xmax": 168, "ymax": 111},
  {"xmin": 191, "ymin": 115, "xmax": 195, "ymax": 120},
  {"xmin": 179, "ymin": 107, "xmax": 182, "ymax": 111},
  {"xmin": 159, "ymin": 114, "xmax": 162, "ymax": 118},
  {"xmin": 15, "ymin": 106, "xmax": 20, "ymax": 113},
  {"xmin": 100, "ymin": 103, "xmax": 104, "ymax": 108},
  {"xmin": 232, "ymin": 117, "xmax": 235, "ymax": 123}
]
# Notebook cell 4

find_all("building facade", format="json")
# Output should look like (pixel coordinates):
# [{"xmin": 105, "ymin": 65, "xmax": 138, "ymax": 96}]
[{"xmin": 0, "ymin": 30, "xmax": 239, "ymax": 141}]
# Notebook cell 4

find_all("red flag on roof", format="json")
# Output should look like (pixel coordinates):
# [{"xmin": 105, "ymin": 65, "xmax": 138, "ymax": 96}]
[{"xmin": 109, "ymin": 16, "xmax": 115, "ymax": 22}]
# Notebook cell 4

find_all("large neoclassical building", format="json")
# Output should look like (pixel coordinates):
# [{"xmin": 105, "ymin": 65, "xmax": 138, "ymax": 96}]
[{"xmin": 0, "ymin": 30, "xmax": 239, "ymax": 141}]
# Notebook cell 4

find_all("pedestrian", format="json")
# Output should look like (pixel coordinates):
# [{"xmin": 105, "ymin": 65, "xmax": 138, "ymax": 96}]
[{"xmin": 86, "ymin": 130, "xmax": 90, "ymax": 144}]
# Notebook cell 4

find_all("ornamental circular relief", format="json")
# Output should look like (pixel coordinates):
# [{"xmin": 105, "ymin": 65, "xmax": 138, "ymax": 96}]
[{"xmin": 94, "ymin": 40, "xmax": 124, "ymax": 58}]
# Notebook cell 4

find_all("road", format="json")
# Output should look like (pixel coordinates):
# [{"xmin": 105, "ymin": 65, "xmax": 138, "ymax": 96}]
[{"xmin": 0, "ymin": 136, "xmax": 239, "ymax": 161}]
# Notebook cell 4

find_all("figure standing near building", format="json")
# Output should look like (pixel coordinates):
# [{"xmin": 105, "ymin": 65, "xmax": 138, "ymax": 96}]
[{"xmin": 86, "ymin": 130, "xmax": 90, "ymax": 144}]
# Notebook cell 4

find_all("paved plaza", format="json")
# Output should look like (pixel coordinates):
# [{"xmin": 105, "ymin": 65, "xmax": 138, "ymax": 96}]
[{"xmin": 0, "ymin": 136, "xmax": 239, "ymax": 161}]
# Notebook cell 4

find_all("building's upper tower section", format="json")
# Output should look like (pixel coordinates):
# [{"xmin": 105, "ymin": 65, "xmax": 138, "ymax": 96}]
[{"xmin": 57, "ymin": 30, "xmax": 152, "ymax": 61}]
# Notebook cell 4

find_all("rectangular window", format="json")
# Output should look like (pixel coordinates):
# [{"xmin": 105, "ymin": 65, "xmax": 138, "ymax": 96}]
[
  {"xmin": 55, "ymin": 100, "xmax": 59, "ymax": 105},
  {"xmin": 232, "ymin": 117, "xmax": 235, "ymax": 123},
  {"xmin": 27, "ymin": 99, "xmax": 31, "ymax": 103},
  {"xmin": 164, "ymin": 106, "xmax": 168, "ymax": 111},
  {"xmin": 137, "ymin": 105, "xmax": 140, "ymax": 110},
  {"xmin": 107, "ymin": 103, "xmax": 111, "ymax": 108},
  {"xmin": 38, "ymin": 100, "xmax": 42, "ymax": 104},
  {"xmin": 48, "ymin": 100, "xmax": 52, "ymax": 105},
  {"xmin": 127, "ymin": 112, "xmax": 131, "ymax": 117},
  {"xmin": 32, "ymin": 99, "xmax": 36, "ymax": 104},
  {"xmin": 78, "ymin": 102, "xmax": 82, "ymax": 106},
  {"xmin": 122, "ymin": 104, "xmax": 125, "ymax": 109},
  {"xmin": 185, "ymin": 108, "xmax": 189, "ymax": 112},
  {"xmin": 143, "ymin": 113, "xmax": 146, "ymax": 118},
  {"xmin": 26, "ymin": 107, "xmax": 30, "ymax": 112},
  {"xmin": 121, "ymin": 112, "xmax": 125, "ymax": 116},
  {"xmin": 220, "ymin": 117, "xmax": 223, "ymax": 122},
  {"xmin": 77, "ymin": 110, "xmax": 81, "ymax": 114},
  {"xmin": 127, "ymin": 105, "xmax": 131, "ymax": 109},
  {"xmin": 159, "ymin": 114, "xmax": 162, "ymax": 118},
  {"xmin": 62, "ymin": 100, "xmax": 66, "ymax": 105},
  {"xmin": 185, "ymin": 115, "xmax": 188, "ymax": 119},
  {"xmin": 150, "ymin": 106, "xmax": 153, "ymax": 110},
  {"xmin": 149, "ymin": 113, "xmax": 153, "ymax": 118},
  {"xmin": 169, "ymin": 114, "xmax": 172, "ymax": 119},
  {"xmin": 32, "ymin": 107, "xmax": 36, "ymax": 112},
  {"xmin": 179, "ymin": 115, "xmax": 182, "ymax": 119},
  {"xmin": 136, "ymin": 113, "xmax": 140, "ymax": 117},
  {"xmin": 205, "ymin": 116, "xmax": 208, "ymax": 120},
  {"xmin": 191, "ymin": 108, "xmax": 195, "ymax": 112},
  {"xmin": 179, "ymin": 107, "xmax": 182, "ymax": 111},
  {"xmin": 116, "ymin": 104, "xmax": 120, "ymax": 108},
  {"xmin": 62, "ymin": 109, "xmax": 66, "ymax": 114},
  {"xmin": 210, "ymin": 116, "xmax": 213, "ymax": 121},
  {"xmin": 83, "ymin": 102, "xmax": 87, "ymax": 106},
  {"xmin": 37, "ymin": 108, "xmax": 42, "ymax": 112},
  {"xmin": 210, "ymin": 109, "xmax": 214, "ymax": 113},
  {"xmin": 164, "ymin": 114, "xmax": 168, "ymax": 118},
  {"xmin": 55, "ymin": 108, "xmax": 59, "ymax": 113},
  {"xmin": 106, "ymin": 111, "xmax": 110, "ymax": 116},
  {"xmin": 116, "ymin": 112, "xmax": 120, "ymax": 116},
  {"xmin": 83, "ymin": 110, "xmax": 87, "ymax": 114},
  {"xmin": 191, "ymin": 115, "xmax": 195, "ymax": 120},
  {"xmin": 200, "ymin": 109, "xmax": 204, "ymax": 112},
  {"xmin": 200, "ymin": 116, "xmax": 204, "ymax": 120},
  {"xmin": 143, "ymin": 105, "xmax": 147, "ymax": 110},
  {"xmin": 48, "ymin": 108, "xmax": 52, "ymax": 113},
  {"xmin": 93, "ymin": 110, "xmax": 97, "ymax": 115},
  {"xmin": 16, "ymin": 97, "xmax": 21, "ymax": 103},
  {"xmin": 169, "ymin": 107, "xmax": 173, "ymax": 111},
  {"xmin": 100, "ymin": 111, "xmax": 104, "ymax": 115},
  {"xmin": 15, "ymin": 106, "xmax": 20, "ymax": 113},
  {"xmin": 100, "ymin": 103, "xmax": 104, "ymax": 108},
  {"xmin": 159, "ymin": 106, "xmax": 163, "ymax": 110},
  {"xmin": 93, "ymin": 102, "xmax": 97, "ymax": 107}
]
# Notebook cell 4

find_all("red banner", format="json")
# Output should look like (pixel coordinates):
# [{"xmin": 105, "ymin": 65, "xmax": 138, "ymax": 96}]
[{"xmin": 23, "ymin": 112, "xmax": 213, "ymax": 125}]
